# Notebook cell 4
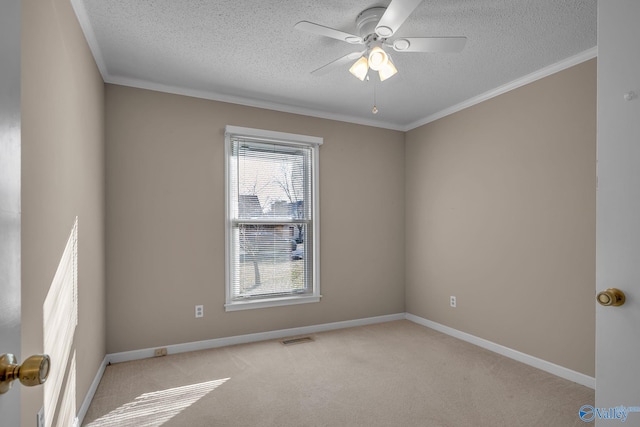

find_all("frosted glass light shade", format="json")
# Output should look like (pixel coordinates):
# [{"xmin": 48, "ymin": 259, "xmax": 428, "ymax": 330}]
[
  {"xmin": 349, "ymin": 56, "xmax": 369, "ymax": 81},
  {"xmin": 378, "ymin": 58, "xmax": 398, "ymax": 81},
  {"xmin": 368, "ymin": 46, "xmax": 388, "ymax": 71}
]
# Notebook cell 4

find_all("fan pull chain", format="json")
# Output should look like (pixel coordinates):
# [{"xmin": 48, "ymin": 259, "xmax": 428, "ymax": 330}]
[{"xmin": 372, "ymin": 78, "xmax": 379, "ymax": 114}]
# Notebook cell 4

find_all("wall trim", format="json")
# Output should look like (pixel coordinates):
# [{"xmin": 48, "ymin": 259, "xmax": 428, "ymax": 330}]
[
  {"xmin": 67, "ymin": 0, "xmax": 404, "ymax": 131},
  {"xmin": 76, "ymin": 356, "xmax": 109, "ymax": 426},
  {"xmin": 403, "ymin": 46, "xmax": 598, "ymax": 131},
  {"xmin": 69, "ymin": 0, "xmax": 595, "ymax": 133},
  {"xmin": 405, "ymin": 313, "xmax": 595, "ymax": 389},
  {"xmin": 107, "ymin": 313, "xmax": 405, "ymax": 364},
  {"xmin": 105, "ymin": 76, "xmax": 406, "ymax": 132},
  {"xmin": 69, "ymin": 0, "xmax": 108, "ymax": 76},
  {"xmin": 77, "ymin": 313, "xmax": 400, "ymax": 423},
  {"xmin": 78, "ymin": 312, "xmax": 594, "ymax": 422}
]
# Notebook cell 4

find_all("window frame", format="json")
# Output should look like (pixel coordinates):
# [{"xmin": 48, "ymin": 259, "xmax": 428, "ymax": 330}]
[{"xmin": 224, "ymin": 125, "xmax": 322, "ymax": 311}]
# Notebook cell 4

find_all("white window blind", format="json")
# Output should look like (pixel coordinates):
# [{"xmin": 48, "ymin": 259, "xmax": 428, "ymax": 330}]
[{"xmin": 225, "ymin": 126, "xmax": 321, "ymax": 310}]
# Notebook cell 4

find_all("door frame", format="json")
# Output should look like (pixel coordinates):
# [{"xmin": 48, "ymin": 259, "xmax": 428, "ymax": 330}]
[{"xmin": 0, "ymin": 0, "xmax": 21, "ymax": 425}]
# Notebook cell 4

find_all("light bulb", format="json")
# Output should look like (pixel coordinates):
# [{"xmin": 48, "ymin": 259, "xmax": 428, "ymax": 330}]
[
  {"xmin": 368, "ymin": 46, "xmax": 388, "ymax": 71},
  {"xmin": 372, "ymin": 105, "xmax": 378, "ymax": 114}
]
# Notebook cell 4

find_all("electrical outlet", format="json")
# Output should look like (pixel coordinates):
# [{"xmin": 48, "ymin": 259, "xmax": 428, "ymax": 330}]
[
  {"xmin": 154, "ymin": 348, "xmax": 167, "ymax": 357},
  {"xmin": 450, "ymin": 296, "xmax": 457, "ymax": 308},
  {"xmin": 195, "ymin": 304, "xmax": 204, "ymax": 318}
]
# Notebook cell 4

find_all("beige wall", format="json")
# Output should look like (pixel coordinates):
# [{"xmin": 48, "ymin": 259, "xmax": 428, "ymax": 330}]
[
  {"xmin": 105, "ymin": 61, "xmax": 596, "ymax": 376},
  {"xmin": 21, "ymin": 0, "xmax": 105, "ymax": 424},
  {"xmin": 405, "ymin": 59, "xmax": 596, "ymax": 376},
  {"xmin": 105, "ymin": 85, "xmax": 406, "ymax": 353},
  {"xmin": 15, "ymin": 5, "xmax": 596, "ymax": 418}
]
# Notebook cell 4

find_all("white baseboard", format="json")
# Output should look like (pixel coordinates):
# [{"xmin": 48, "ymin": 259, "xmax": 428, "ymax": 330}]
[
  {"xmin": 76, "ymin": 356, "xmax": 109, "ymax": 426},
  {"xmin": 78, "ymin": 311, "xmax": 594, "ymax": 423},
  {"xmin": 405, "ymin": 313, "xmax": 595, "ymax": 389},
  {"xmin": 106, "ymin": 313, "xmax": 405, "ymax": 364},
  {"xmin": 76, "ymin": 314, "xmax": 402, "ymax": 423}
]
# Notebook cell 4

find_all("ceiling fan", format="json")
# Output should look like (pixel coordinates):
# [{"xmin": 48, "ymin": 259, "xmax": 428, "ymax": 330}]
[{"xmin": 294, "ymin": 0, "xmax": 467, "ymax": 82}]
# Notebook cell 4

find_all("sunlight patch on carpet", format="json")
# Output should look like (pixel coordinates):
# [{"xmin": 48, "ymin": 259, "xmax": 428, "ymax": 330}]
[{"xmin": 85, "ymin": 378, "xmax": 230, "ymax": 426}]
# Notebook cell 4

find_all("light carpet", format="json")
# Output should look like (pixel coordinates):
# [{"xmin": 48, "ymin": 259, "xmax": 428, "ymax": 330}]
[{"xmin": 83, "ymin": 320, "xmax": 593, "ymax": 426}]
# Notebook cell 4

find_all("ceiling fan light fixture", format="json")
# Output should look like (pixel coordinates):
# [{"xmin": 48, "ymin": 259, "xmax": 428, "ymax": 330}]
[
  {"xmin": 378, "ymin": 57, "xmax": 398, "ymax": 81},
  {"xmin": 368, "ymin": 46, "xmax": 388, "ymax": 71},
  {"xmin": 296, "ymin": 0, "xmax": 468, "ymax": 88},
  {"xmin": 349, "ymin": 56, "xmax": 369, "ymax": 81}
]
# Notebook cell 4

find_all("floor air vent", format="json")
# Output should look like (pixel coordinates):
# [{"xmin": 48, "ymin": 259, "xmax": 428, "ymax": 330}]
[{"xmin": 281, "ymin": 336, "xmax": 314, "ymax": 345}]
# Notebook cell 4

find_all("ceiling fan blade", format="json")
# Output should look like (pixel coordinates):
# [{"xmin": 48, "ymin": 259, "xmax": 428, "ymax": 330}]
[
  {"xmin": 295, "ymin": 21, "xmax": 363, "ymax": 44},
  {"xmin": 311, "ymin": 51, "xmax": 365, "ymax": 75},
  {"xmin": 390, "ymin": 37, "xmax": 467, "ymax": 53},
  {"xmin": 375, "ymin": 0, "xmax": 424, "ymax": 37}
]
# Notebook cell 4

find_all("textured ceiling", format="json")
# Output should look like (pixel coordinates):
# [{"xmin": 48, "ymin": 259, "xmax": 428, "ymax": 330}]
[{"xmin": 72, "ymin": 0, "xmax": 597, "ymax": 130}]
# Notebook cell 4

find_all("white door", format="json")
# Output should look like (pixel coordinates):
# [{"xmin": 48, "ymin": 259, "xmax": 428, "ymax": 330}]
[
  {"xmin": 0, "ymin": 0, "xmax": 21, "ymax": 425},
  {"xmin": 595, "ymin": 1, "xmax": 640, "ymax": 425}
]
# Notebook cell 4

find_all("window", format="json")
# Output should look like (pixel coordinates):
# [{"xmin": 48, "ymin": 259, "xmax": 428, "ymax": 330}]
[{"xmin": 224, "ymin": 126, "xmax": 322, "ymax": 311}]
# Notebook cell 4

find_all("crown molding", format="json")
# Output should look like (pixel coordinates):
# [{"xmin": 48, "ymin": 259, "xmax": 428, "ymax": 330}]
[
  {"xmin": 71, "ymin": 0, "xmax": 595, "ymax": 134},
  {"xmin": 403, "ymin": 46, "xmax": 598, "ymax": 131},
  {"xmin": 70, "ymin": 0, "xmax": 109, "ymax": 78},
  {"xmin": 105, "ymin": 75, "xmax": 406, "ymax": 131},
  {"xmin": 70, "ymin": 0, "xmax": 404, "ymax": 131}
]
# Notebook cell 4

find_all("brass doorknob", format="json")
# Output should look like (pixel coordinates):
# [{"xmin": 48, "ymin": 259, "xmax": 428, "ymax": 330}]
[
  {"xmin": 0, "ymin": 353, "xmax": 50, "ymax": 394},
  {"xmin": 596, "ymin": 288, "xmax": 626, "ymax": 307}
]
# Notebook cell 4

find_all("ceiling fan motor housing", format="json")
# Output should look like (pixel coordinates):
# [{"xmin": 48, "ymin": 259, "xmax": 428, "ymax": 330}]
[{"xmin": 356, "ymin": 7, "xmax": 387, "ymax": 39}]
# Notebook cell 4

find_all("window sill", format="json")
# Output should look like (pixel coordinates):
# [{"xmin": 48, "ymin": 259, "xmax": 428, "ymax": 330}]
[{"xmin": 224, "ymin": 295, "xmax": 321, "ymax": 312}]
